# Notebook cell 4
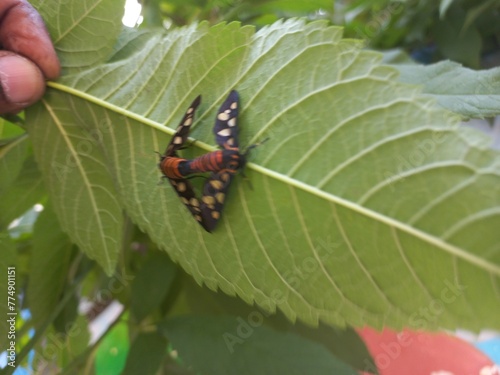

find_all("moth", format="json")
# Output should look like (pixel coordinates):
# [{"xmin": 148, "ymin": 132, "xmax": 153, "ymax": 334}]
[
  {"xmin": 158, "ymin": 95, "xmax": 208, "ymax": 229},
  {"xmin": 159, "ymin": 90, "xmax": 261, "ymax": 232}
]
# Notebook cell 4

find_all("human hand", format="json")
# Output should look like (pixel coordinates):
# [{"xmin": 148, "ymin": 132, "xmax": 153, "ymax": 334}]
[{"xmin": 0, "ymin": 0, "xmax": 60, "ymax": 114}]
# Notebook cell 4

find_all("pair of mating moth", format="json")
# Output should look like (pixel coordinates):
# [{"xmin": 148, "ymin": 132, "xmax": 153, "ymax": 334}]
[{"xmin": 158, "ymin": 90, "xmax": 262, "ymax": 232}]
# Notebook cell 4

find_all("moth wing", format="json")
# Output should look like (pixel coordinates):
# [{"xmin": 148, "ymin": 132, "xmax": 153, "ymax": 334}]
[
  {"xmin": 165, "ymin": 95, "xmax": 201, "ymax": 156},
  {"xmin": 200, "ymin": 171, "xmax": 234, "ymax": 232},
  {"xmin": 168, "ymin": 177, "xmax": 208, "ymax": 230},
  {"xmin": 213, "ymin": 90, "xmax": 239, "ymax": 149}
]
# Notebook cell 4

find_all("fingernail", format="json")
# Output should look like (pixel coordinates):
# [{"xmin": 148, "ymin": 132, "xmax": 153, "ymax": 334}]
[{"xmin": 0, "ymin": 56, "xmax": 44, "ymax": 104}]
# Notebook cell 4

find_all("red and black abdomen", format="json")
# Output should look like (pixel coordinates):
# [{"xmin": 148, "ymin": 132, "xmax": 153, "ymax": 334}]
[
  {"xmin": 159, "ymin": 156, "xmax": 190, "ymax": 179},
  {"xmin": 187, "ymin": 149, "xmax": 242, "ymax": 174},
  {"xmin": 187, "ymin": 151, "xmax": 224, "ymax": 173}
]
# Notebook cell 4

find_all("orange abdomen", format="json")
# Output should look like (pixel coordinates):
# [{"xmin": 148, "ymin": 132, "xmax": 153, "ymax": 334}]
[
  {"xmin": 160, "ymin": 157, "xmax": 188, "ymax": 179},
  {"xmin": 188, "ymin": 151, "xmax": 225, "ymax": 173}
]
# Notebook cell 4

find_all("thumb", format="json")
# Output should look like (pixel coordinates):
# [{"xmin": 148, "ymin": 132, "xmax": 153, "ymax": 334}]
[{"xmin": 0, "ymin": 53, "xmax": 45, "ymax": 114}]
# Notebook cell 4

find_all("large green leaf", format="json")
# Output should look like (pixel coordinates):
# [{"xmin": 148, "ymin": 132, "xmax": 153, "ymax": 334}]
[
  {"xmin": 26, "ymin": 204, "xmax": 73, "ymax": 329},
  {"xmin": 27, "ymin": 93, "xmax": 124, "ymax": 275},
  {"xmin": 181, "ymin": 277, "xmax": 375, "ymax": 372},
  {"xmin": 432, "ymin": 6, "xmax": 481, "ymax": 68},
  {"xmin": 27, "ymin": 1, "xmax": 500, "ymax": 330},
  {"xmin": 0, "ymin": 135, "xmax": 29, "ymax": 192},
  {"xmin": 122, "ymin": 332, "xmax": 167, "ymax": 375},
  {"xmin": 33, "ymin": 0, "xmax": 124, "ymax": 74},
  {"xmin": 160, "ymin": 315, "xmax": 357, "ymax": 375},
  {"xmin": 439, "ymin": 0, "xmax": 457, "ymax": 18},
  {"xmin": 0, "ymin": 155, "xmax": 45, "ymax": 230},
  {"xmin": 130, "ymin": 252, "xmax": 177, "ymax": 322}
]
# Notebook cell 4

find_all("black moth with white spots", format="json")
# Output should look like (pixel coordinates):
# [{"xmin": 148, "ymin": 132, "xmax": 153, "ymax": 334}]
[
  {"xmin": 158, "ymin": 95, "xmax": 206, "ymax": 228},
  {"xmin": 199, "ymin": 90, "xmax": 243, "ymax": 232},
  {"xmin": 159, "ymin": 90, "xmax": 262, "ymax": 232}
]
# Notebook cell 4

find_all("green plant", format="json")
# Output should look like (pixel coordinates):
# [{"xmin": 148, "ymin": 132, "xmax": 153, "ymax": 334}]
[
  {"xmin": 140, "ymin": 0, "xmax": 500, "ymax": 68},
  {"xmin": 338, "ymin": 0, "xmax": 500, "ymax": 68}
]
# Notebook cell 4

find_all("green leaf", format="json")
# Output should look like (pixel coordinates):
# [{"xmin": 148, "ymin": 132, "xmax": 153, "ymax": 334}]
[
  {"xmin": 26, "ymin": 94, "xmax": 123, "ymax": 275},
  {"xmin": 37, "ymin": 317, "xmax": 90, "ymax": 371},
  {"xmin": 130, "ymin": 252, "xmax": 177, "ymax": 322},
  {"xmin": 0, "ymin": 155, "xmax": 45, "ymax": 230},
  {"xmin": 26, "ymin": 204, "xmax": 73, "ymax": 329},
  {"xmin": 122, "ymin": 332, "xmax": 167, "ymax": 375},
  {"xmin": 0, "ymin": 135, "xmax": 29, "ymax": 192},
  {"xmin": 250, "ymin": 0, "xmax": 333, "ymax": 14},
  {"xmin": 53, "ymin": 292, "xmax": 79, "ymax": 334},
  {"xmin": 462, "ymin": 0, "xmax": 499, "ymax": 33},
  {"xmin": 161, "ymin": 315, "xmax": 357, "ymax": 375},
  {"xmin": 60, "ymin": 314, "xmax": 91, "ymax": 368},
  {"xmin": 95, "ymin": 319, "xmax": 129, "ymax": 375},
  {"xmin": 27, "ymin": 15, "xmax": 500, "ymax": 330},
  {"xmin": 33, "ymin": 0, "xmax": 125, "ymax": 74},
  {"xmin": 293, "ymin": 323, "xmax": 375, "ymax": 373},
  {"xmin": 393, "ymin": 61, "xmax": 500, "ymax": 119},
  {"xmin": 182, "ymin": 278, "xmax": 375, "ymax": 372},
  {"xmin": 439, "ymin": 0, "xmax": 456, "ymax": 18},
  {"xmin": 432, "ymin": 6, "xmax": 481, "ymax": 67}
]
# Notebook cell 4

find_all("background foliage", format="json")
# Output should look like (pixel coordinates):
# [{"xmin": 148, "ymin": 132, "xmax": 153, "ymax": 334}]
[
  {"xmin": 141, "ymin": 0, "xmax": 500, "ymax": 68},
  {"xmin": 0, "ymin": 0, "xmax": 499, "ymax": 374}
]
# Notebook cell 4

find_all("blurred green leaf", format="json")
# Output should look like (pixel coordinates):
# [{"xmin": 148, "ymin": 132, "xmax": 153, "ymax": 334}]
[
  {"xmin": 0, "ymin": 135, "xmax": 29, "ymax": 192},
  {"xmin": 293, "ymin": 323, "xmax": 375, "ymax": 373},
  {"xmin": 130, "ymin": 252, "xmax": 177, "ymax": 322},
  {"xmin": 439, "ymin": 0, "xmax": 457, "ymax": 18},
  {"xmin": 122, "ymin": 332, "xmax": 167, "ymax": 375},
  {"xmin": 433, "ymin": 6, "xmax": 481, "ymax": 67},
  {"xmin": 160, "ymin": 315, "xmax": 358, "ymax": 375},
  {"xmin": 393, "ymin": 61, "xmax": 500, "ymax": 119},
  {"xmin": 27, "ymin": 204, "xmax": 73, "ymax": 329},
  {"xmin": 61, "ymin": 314, "xmax": 91, "ymax": 367},
  {"xmin": 95, "ymin": 318, "xmax": 129, "ymax": 375},
  {"xmin": 182, "ymin": 278, "xmax": 375, "ymax": 373},
  {"xmin": 0, "ymin": 155, "xmax": 45, "ymax": 231},
  {"xmin": 462, "ymin": 0, "xmax": 499, "ymax": 33},
  {"xmin": 0, "ymin": 119, "xmax": 25, "ymax": 139}
]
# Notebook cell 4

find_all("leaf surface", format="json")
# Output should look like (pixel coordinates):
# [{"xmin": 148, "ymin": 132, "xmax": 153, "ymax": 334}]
[
  {"xmin": 27, "ymin": 9, "xmax": 500, "ymax": 329},
  {"xmin": 0, "ymin": 135, "xmax": 29, "ymax": 192},
  {"xmin": 0, "ymin": 155, "xmax": 45, "ymax": 230},
  {"xmin": 130, "ymin": 252, "xmax": 177, "ymax": 322},
  {"xmin": 161, "ymin": 315, "xmax": 357, "ymax": 375},
  {"xmin": 27, "ymin": 204, "xmax": 73, "ymax": 329},
  {"xmin": 394, "ymin": 61, "xmax": 500, "ymax": 119},
  {"xmin": 34, "ymin": 0, "xmax": 124, "ymax": 74},
  {"xmin": 122, "ymin": 332, "xmax": 167, "ymax": 375}
]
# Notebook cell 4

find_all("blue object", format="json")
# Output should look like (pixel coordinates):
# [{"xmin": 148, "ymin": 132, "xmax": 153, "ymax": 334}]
[{"xmin": 476, "ymin": 338, "xmax": 500, "ymax": 365}]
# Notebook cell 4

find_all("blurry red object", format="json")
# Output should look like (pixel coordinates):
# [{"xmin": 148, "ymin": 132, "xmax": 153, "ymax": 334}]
[{"xmin": 357, "ymin": 327, "xmax": 497, "ymax": 375}]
